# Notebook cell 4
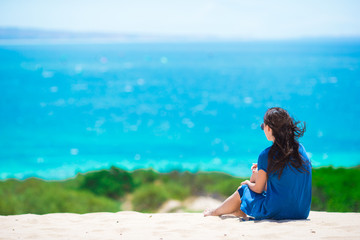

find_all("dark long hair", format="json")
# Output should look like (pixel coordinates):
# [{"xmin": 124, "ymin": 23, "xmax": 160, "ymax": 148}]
[{"xmin": 264, "ymin": 107, "xmax": 307, "ymax": 178}]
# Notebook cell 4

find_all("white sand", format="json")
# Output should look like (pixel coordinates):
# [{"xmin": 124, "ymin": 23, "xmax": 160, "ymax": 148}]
[
  {"xmin": 158, "ymin": 196, "xmax": 223, "ymax": 213},
  {"xmin": 0, "ymin": 211, "xmax": 359, "ymax": 240}
]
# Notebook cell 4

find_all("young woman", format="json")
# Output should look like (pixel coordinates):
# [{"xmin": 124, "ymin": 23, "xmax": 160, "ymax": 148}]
[{"xmin": 204, "ymin": 107, "xmax": 312, "ymax": 220}]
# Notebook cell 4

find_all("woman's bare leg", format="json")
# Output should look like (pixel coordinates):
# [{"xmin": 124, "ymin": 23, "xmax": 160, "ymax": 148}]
[
  {"xmin": 231, "ymin": 209, "xmax": 247, "ymax": 218},
  {"xmin": 203, "ymin": 190, "xmax": 246, "ymax": 218}
]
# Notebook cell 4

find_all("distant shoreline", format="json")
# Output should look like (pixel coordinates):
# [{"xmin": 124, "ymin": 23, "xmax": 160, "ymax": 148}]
[
  {"xmin": 2, "ymin": 38, "xmax": 360, "ymax": 46},
  {"xmin": 1, "ymin": 164, "xmax": 359, "ymax": 182},
  {"xmin": 1, "ymin": 27, "xmax": 360, "ymax": 45}
]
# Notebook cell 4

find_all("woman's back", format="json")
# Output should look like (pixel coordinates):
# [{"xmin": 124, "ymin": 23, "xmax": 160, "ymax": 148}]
[{"xmin": 259, "ymin": 144, "xmax": 312, "ymax": 220}]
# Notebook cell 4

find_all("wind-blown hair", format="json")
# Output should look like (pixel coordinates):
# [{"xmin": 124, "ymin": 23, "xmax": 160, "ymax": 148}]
[{"xmin": 263, "ymin": 107, "xmax": 308, "ymax": 178}]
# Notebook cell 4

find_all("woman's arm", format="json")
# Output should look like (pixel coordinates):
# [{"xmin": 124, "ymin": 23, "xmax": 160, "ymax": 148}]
[{"xmin": 241, "ymin": 169, "xmax": 267, "ymax": 194}]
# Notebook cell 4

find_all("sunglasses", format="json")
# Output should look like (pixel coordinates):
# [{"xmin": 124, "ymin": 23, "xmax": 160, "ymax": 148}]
[{"xmin": 261, "ymin": 123, "xmax": 264, "ymax": 130}]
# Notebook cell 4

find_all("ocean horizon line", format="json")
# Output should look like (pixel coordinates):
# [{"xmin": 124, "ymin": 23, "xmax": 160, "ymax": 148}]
[{"xmin": 1, "ymin": 27, "xmax": 360, "ymax": 45}]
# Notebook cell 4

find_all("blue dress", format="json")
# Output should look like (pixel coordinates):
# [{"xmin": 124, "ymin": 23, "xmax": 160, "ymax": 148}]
[{"xmin": 238, "ymin": 144, "xmax": 312, "ymax": 220}]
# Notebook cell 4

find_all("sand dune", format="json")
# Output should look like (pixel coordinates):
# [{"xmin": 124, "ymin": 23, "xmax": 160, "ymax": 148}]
[{"xmin": 1, "ymin": 211, "xmax": 359, "ymax": 240}]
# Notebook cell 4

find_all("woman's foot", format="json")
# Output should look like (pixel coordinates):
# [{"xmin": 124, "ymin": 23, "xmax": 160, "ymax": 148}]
[
  {"xmin": 203, "ymin": 209, "xmax": 217, "ymax": 217},
  {"xmin": 231, "ymin": 209, "xmax": 247, "ymax": 218}
]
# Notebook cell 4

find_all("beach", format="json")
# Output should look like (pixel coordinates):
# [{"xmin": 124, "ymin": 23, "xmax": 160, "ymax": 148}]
[
  {"xmin": 1, "ymin": 211, "xmax": 359, "ymax": 240},
  {"xmin": 1, "ymin": 4, "xmax": 360, "ymax": 239}
]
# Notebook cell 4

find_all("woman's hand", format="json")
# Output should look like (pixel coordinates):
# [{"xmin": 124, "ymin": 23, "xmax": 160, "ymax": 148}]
[
  {"xmin": 241, "ymin": 180, "xmax": 250, "ymax": 186},
  {"xmin": 251, "ymin": 163, "xmax": 258, "ymax": 172}
]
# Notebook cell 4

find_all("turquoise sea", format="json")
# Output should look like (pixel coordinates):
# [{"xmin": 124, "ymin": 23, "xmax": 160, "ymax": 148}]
[{"xmin": 1, "ymin": 40, "xmax": 360, "ymax": 180}]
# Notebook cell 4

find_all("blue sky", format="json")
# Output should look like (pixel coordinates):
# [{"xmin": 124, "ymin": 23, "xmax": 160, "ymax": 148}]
[{"xmin": 0, "ymin": 0, "xmax": 360, "ymax": 39}]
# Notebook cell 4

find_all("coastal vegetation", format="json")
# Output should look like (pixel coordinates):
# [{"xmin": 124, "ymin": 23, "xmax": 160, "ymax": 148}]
[{"xmin": 0, "ymin": 166, "xmax": 359, "ymax": 215}]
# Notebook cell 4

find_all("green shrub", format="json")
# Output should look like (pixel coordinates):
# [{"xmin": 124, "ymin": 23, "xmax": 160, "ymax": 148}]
[
  {"xmin": 163, "ymin": 181, "xmax": 191, "ymax": 200},
  {"xmin": 80, "ymin": 166, "xmax": 134, "ymax": 198},
  {"xmin": 191, "ymin": 172, "xmax": 234, "ymax": 195},
  {"xmin": 132, "ymin": 169, "xmax": 159, "ymax": 187},
  {"xmin": 311, "ymin": 166, "xmax": 360, "ymax": 212},
  {"xmin": 0, "ymin": 178, "xmax": 119, "ymax": 215},
  {"xmin": 206, "ymin": 178, "xmax": 245, "ymax": 197},
  {"xmin": 131, "ymin": 184, "xmax": 168, "ymax": 212}
]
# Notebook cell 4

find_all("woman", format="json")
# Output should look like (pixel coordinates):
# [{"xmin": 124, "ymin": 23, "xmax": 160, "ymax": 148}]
[{"xmin": 204, "ymin": 107, "xmax": 312, "ymax": 220}]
